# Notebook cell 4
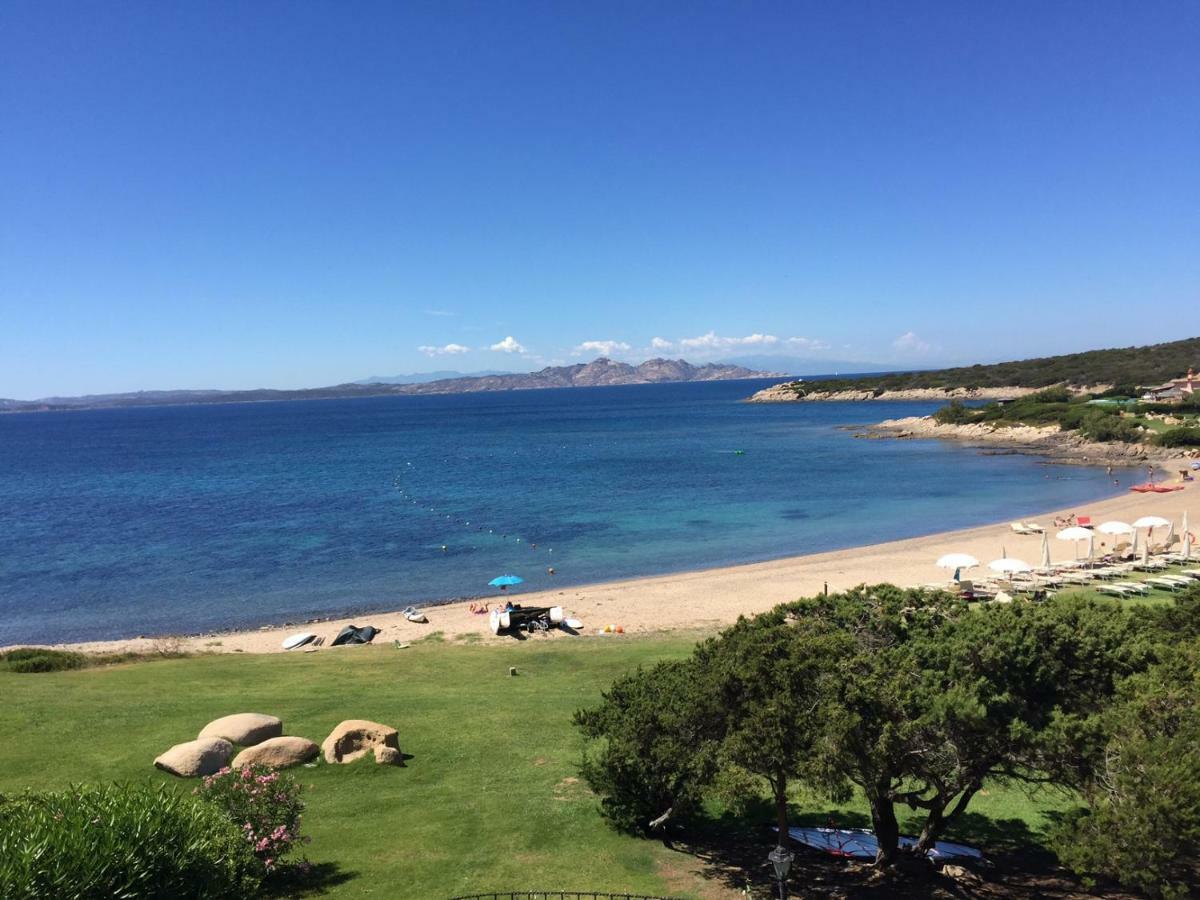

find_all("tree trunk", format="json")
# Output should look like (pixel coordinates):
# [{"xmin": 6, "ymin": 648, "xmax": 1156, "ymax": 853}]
[
  {"xmin": 913, "ymin": 801, "xmax": 944, "ymax": 855},
  {"xmin": 915, "ymin": 784, "xmax": 978, "ymax": 854},
  {"xmin": 869, "ymin": 795, "xmax": 900, "ymax": 866}
]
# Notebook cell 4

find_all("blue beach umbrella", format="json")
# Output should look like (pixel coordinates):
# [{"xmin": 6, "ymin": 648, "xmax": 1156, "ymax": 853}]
[{"xmin": 489, "ymin": 574, "xmax": 524, "ymax": 589}]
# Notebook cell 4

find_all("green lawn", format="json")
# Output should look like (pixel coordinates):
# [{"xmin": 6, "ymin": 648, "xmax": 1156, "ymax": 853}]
[{"xmin": 0, "ymin": 632, "xmax": 1072, "ymax": 899}]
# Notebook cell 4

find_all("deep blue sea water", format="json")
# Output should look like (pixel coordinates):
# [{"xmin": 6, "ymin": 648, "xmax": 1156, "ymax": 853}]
[{"xmin": 0, "ymin": 380, "xmax": 1135, "ymax": 644}]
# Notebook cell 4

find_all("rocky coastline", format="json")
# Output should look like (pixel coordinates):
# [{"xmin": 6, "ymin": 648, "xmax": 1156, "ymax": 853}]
[
  {"xmin": 859, "ymin": 415, "xmax": 1195, "ymax": 467},
  {"xmin": 747, "ymin": 384, "xmax": 1043, "ymax": 403}
]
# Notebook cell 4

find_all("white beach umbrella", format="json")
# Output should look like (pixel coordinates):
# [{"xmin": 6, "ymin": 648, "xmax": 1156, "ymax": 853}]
[
  {"xmin": 1098, "ymin": 521, "xmax": 1134, "ymax": 554},
  {"xmin": 1056, "ymin": 526, "xmax": 1094, "ymax": 541},
  {"xmin": 1133, "ymin": 515, "xmax": 1171, "ymax": 529},
  {"xmin": 989, "ymin": 558, "xmax": 1033, "ymax": 574},
  {"xmin": 1134, "ymin": 514, "xmax": 1172, "ymax": 552},
  {"xmin": 936, "ymin": 553, "xmax": 980, "ymax": 571},
  {"xmin": 1142, "ymin": 539, "xmax": 1150, "ymax": 567},
  {"xmin": 1057, "ymin": 526, "xmax": 1094, "ymax": 560},
  {"xmin": 1039, "ymin": 531, "xmax": 1052, "ymax": 569},
  {"xmin": 936, "ymin": 553, "xmax": 980, "ymax": 570},
  {"xmin": 1184, "ymin": 511, "xmax": 1192, "ymax": 562},
  {"xmin": 1131, "ymin": 527, "xmax": 1140, "ymax": 556}
]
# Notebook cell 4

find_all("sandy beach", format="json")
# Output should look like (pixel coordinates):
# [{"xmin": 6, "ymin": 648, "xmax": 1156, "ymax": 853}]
[{"xmin": 40, "ymin": 476, "xmax": 1196, "ymax": 657}]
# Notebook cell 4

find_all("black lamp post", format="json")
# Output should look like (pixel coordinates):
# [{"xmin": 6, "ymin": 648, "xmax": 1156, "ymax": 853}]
[{"xmin": 768, "ymin": 843, "xmax": 794, "ymax": 899}]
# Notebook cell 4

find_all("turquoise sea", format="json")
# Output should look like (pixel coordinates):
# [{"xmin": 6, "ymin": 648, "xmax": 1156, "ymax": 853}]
[{"xmin": 0, "ymin": 380, "xmax": 1135, "ymax": 644}]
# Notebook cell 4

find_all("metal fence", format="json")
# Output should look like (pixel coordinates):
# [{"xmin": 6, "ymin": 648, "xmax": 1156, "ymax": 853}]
[{"xmin": 450, "ymin": 893, "xmax": 684, "ymax": 900}]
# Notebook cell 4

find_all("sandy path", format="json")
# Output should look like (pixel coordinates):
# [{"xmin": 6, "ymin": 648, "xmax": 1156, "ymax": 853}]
[{"xmin": 38, "ymin": 479, "xmax": 1197, "ymax": 657}]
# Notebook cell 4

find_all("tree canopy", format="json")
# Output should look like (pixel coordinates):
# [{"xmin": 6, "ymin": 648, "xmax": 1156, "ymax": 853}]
[
  {"xmin": 784, "ymin": 335, "xmax": 1200, "ymax": 394},
  {"xmin": 576, "ymin": 585, "xmax": 1198, "ymax": 893}
]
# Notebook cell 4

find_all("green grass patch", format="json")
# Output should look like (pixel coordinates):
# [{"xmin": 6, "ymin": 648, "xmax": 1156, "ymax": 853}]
[{"xmin": 0, "ymin": 634, "xmax": 1081, "ymax": 898}]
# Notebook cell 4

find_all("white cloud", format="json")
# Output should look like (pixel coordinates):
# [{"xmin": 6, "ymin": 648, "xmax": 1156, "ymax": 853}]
[
  {"xmin": 679, "ymin": 331, "xmax": 781, "ymax": 351},
  {"xmin": 417, "ymin": 343, "xmax": 470, "ymax": 356},
  {"xmin": 422, "ymin": 309, "xmax": 456, "ymax": 317},
  {"xmin": 892, "ymin": 331, "xmax": 933, "ymax": 354},
  {"xmin": 490, "ymin": 335, "xmax": 527, "ymax": 354},
  {"xmin": 786, "ymin": 336, "xmax": 832, "ymax": 351},
  {"xmin": 650, "ymin": 337, "xmax": 674, "ymax": 350},
  {"xmin": 573, "ymin": 339, "xmax": 632, "ymax": 357}
]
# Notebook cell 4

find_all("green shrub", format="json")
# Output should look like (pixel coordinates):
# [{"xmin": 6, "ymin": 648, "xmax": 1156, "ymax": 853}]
[
  {"xmin": 1078, "ymin": 410, "xmax": 1143, "ymax": 443},
  {"xmin": 196, "ymin": 765, "xmax": 306, "ymax": 872},
  {"xmin": 0, "ymin": 783, "xmax": 261, "ymax": 898},
  {"xmin": 0, "ymin": 647, "xmax": 190, "ymax": 674},
  {"xmin": 1026, "ymin": 385, "xmax": 1073, "ymax": 404},
  {"xmin": 0, "ymin": 648, "xmax": 87, "ymax": 674},
  {"xmin": 932, "ymin": 400, "xmax": 976, "ymax": 425},
  {"xmin": 1156, "ymin": 427, "xmax": 1200, "ymax": 448}
]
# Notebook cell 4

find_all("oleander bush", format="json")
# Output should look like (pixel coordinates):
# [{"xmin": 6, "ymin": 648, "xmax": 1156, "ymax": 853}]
[
  {"xmin": 196, "ymin": 764, "xmax": 307, "ymax": 873},
  {"xmin": 0, "ymin": 783, "xmax": 261, "ymax": 898}
]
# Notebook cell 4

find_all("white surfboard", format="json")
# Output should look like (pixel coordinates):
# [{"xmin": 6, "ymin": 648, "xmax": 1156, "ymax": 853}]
[{"xmin": 282, "ymin": 632, "xmax": 316, "ymax": 650}]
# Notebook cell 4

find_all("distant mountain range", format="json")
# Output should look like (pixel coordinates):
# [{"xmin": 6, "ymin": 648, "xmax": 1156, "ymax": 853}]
[
  {"xmin": 1, "ymin": 358, "xmax": 783, "ymax": 413},
  {"xmin": 356, "ymin": 369, "xmax": 510, "ymax": 385}
]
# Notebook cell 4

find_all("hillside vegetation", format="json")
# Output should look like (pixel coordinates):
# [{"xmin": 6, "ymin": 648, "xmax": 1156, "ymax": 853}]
[
  {"xmin": 785, "ymin": 336, "xmax": 1200, "ymax": 395},
  {"xmin": 933, "ymin": 387, "xmax": 1200, "ymax": 447}
]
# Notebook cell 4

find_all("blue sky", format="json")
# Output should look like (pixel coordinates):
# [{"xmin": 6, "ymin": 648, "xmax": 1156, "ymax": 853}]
[{"xmin": 2, "ymin": 1, "xmax": 1198, "ymax": 397}]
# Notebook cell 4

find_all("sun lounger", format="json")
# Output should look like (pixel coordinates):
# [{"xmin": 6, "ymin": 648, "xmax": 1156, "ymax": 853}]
[
  {"xmin": 1098, "ymin": 584, "xmax": 1136, "ymax": 599},
  {"xmin": 1009, "ymin": 522, "xmax": 1044, "ymax": 535},
  {"xmin": 1114, "ymin": 582, "xmax": 1151, "ymax": 595},
  {"xmin": 1145, "ymin": 578, "xmax": 1185, "ymax": 592},
  {"xmin": 1155, "ymin": 575, "xmax": 1192, "ymax": 588}
]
